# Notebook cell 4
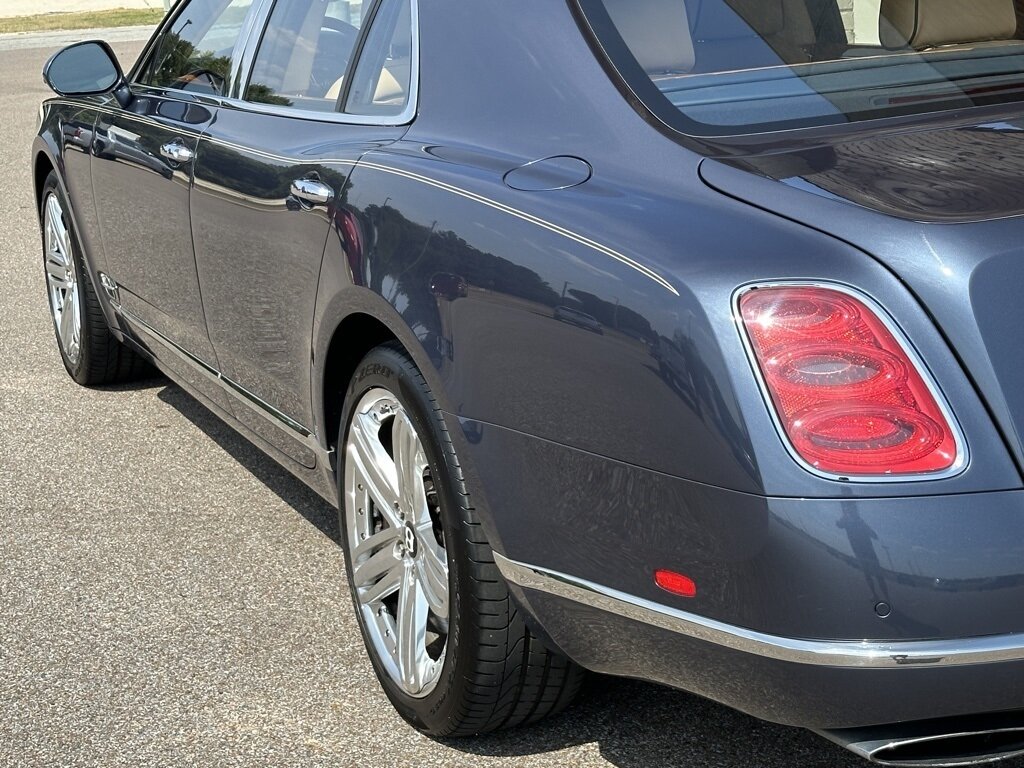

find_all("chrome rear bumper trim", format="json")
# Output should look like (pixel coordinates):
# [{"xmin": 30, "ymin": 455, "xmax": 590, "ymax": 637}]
[{"xmin": 494, "ymin": 553, "xmax": 1024, "ymax": 669}]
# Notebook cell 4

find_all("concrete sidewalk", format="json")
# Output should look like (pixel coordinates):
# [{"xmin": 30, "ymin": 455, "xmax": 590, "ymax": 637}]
[{"xmin": 2, "ymin": 0, "xmax": 167, "ymax": 17}]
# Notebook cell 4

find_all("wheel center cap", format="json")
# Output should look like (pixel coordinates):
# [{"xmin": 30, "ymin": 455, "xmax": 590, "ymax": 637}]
[{"xmin": 403, "ymin": 524, "xmax": 418, "ymax": 558}]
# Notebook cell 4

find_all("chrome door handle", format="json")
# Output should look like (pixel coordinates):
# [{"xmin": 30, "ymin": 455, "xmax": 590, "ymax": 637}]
[
  {"xmin": 160, "ymin": 140, "xmax": 194, "ymax": 163},
  {"xmin": 290, "ymin": 178, "xmax": 334, "ymax": 205}
]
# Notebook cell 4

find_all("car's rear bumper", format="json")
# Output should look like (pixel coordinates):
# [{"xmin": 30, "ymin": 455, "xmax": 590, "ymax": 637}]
[
  {"xmin": 497, "ymin": 553, "xmax": 1024, "ymax": 670},
  {"xmin": 497, "ymin": 553, "xmax": 1024, "ymax": 729},
  {"xmin": 454, "ymin": 415, "xmax": 1024, "ymax": 729}
]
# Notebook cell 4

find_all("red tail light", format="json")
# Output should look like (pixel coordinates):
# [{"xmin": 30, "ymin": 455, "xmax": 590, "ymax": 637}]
[{"xmin": 737, "ymin": 284, "xmax": 962, "ymax": 478}]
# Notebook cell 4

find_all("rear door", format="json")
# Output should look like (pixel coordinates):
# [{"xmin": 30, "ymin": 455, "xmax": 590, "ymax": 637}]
[
  {"xmin": 190, "ymin": 0, "xmax": 415, "ymax": 466},
  {"xmin": 93, "ymin": 0, "xmax": 259, "ymax": 365}
]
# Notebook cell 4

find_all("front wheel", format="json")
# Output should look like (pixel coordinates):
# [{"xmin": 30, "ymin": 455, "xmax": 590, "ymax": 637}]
[
  {"xmin": 39, "ymin": 171, "xmax": 152, "ymax": 385},
  {"xmin": 338, "ymin": 343, "xmax": 584, "ymax": 736}
]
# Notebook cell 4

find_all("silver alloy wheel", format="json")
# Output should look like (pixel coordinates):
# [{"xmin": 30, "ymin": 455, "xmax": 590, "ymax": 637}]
[
  {"xmin": 43, "ymin": 192, "xmax": 82, "ymax": 366},
  {"xmin": 345, "ymin": 388, "xmax": 450, "ymax": 698}
]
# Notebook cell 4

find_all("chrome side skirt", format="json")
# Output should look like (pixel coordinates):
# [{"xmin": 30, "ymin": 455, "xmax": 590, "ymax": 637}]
[
  {"xmin": 494, "ymin": 552, "xmax": 1024, "ymax": 669},
  {"xmin": 112, "ymin": 295, "xmax": 330, "ymax": 466}
]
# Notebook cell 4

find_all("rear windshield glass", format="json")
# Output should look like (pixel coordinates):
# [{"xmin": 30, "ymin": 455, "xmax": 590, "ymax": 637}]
[{"xmin": 580, "ymin": 0, "xmax": 1024, "ymax": 135}]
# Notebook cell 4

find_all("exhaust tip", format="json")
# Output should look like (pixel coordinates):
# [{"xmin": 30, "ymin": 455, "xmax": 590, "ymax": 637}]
[
  {"xmin": 817, "ymin": 714, "xmax": 1024, "ymax": 767},
  {"xmin": 871, "ymin": 729, "xmax": 1024, "ymax": 766}
]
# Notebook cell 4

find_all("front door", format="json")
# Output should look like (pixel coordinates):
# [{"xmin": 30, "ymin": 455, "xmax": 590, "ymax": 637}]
[
  {"xmin": 190, "ymin": 0, "xmax": 414, "ymax": 466},
  {"xmin": 92, "ymin": 0, "xmax": 259, "ymax": 365}
]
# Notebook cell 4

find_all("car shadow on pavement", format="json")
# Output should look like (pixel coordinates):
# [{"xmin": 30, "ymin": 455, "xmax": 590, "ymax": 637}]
[
  {"xmin": 93, "ymin": 372, "xmax": 167, "ymax": 393},
  {"xmin": 448, "ymin": 676, "xmax": 868, "ymax": 768},
  {"xmin": 155, "ymin": 382, "xmax": 341, "ymax": 544}
]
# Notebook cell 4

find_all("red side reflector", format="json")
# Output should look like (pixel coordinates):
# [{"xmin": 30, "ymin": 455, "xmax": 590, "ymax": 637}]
[
  {"xmin": 655, "ymin": 569, "xmax": 697, "ymax": 598},
  {"xmin": 738, "ymin": 285, "xmax": 960, "ymax": 478}
]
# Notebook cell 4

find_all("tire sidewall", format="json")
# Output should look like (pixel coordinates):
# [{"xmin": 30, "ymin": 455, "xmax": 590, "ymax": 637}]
[
  {"xmin": 40, "ymin": 173, "xmax": 91, "ymax": 383},
  {"xmin": 336, "ymin": 346, "xmax": 470, "ymax": 733}
]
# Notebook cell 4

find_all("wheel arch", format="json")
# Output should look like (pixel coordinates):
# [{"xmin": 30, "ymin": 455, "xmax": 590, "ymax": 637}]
[
  {"xmin": 33, "ymin": 103, "xmax": 68, "ymax": 208},
  {"xmin": 33, "ymin": 149, "xmax": 57, "ymax": 212},
  {"xmin": 319, "ymin": 310, "xmax": 400, "ymax": 453},
  {"xmin": 313, "ymin": 293, "xmax": 506, "ymax": 555},
  {"xmin": 313, "ymin": 282, "xmax": 456, "ymax": 443}
]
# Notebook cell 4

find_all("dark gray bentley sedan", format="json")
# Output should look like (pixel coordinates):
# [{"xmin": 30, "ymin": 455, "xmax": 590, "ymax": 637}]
[{"xmin": 32, "ymin": 0, "xmax": 1024, "ymax": 764}]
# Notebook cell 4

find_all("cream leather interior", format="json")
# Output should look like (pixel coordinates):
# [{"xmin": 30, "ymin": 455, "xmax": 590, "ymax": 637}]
[
  {"xmin": 727, "ymin": 0, "xmax": 820, "ymax": 63},
  {"xmin": 325, "ymin": 66, "xmax": 403, "ymax": 103},
  {"xmin": 880, "ymin": 0, "xmax": 1018, "ymax": 49},
  {"xmin": 603, "ymin": 0, "xmax": 828, "ymax": 75},
  {"xmin": 280, "ymin": 10, "xmax": 322, "ymax": 94},
  {"xmin": 603, "ymin": 0, "xmax": 694, "ymax": 74}
]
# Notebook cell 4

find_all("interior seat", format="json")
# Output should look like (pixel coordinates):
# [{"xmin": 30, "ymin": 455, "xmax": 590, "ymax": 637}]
[
  {"xmin": 722, "ymin": 0, "xmax": 820, "ymax": 64},
  {"xmin": 602, "ymin": 0, "xmax": 833, "ymax": 76},
  {"xmin": 880, "ymin": 0, "xmax": 1019, "ymax": 50},
  {"xmin": 603, "ymin": 0, "xmax": 695, "ymax": 75},
  {"xmin": 325, "ymin": 67, "xmax": 404, "ymax": 103}
]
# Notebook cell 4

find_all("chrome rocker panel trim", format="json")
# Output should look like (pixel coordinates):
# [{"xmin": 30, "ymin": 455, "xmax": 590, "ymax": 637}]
[{"xmin": 494, "ymin": 553, "xmax": 1024, "ymax": 669}]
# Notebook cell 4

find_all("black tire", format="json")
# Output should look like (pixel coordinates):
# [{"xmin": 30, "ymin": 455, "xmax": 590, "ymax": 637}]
[
  {"xmin": 39, "ymin": 172, "xmax": 152, "ymax": 386},
  {"xmin": 337, "ymin": 343, "xmax": 585, "ymax": 737}
]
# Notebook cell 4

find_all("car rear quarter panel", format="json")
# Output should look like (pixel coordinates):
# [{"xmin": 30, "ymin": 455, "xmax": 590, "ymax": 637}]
[
  {"xmin": 307, "ymin": 0, "xmax": 1024, "ymax": 648},
  {"xmin": 316, "ymin": 135, "xmax": 1024, "ymax": 637},
  {"xmin": 316, "ymin": 0, "xmax": 1017, "ymax": 501}
]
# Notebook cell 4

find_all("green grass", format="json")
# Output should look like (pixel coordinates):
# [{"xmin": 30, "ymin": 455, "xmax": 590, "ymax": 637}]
[{"xmin": 0, "ymin": 8, "xmax": 164, "ymax": 34}]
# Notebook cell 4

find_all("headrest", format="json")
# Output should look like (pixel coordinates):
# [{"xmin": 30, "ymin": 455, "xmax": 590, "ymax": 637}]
[
  {"xmin": 880, "ymin": 0, "xmax": 1018, "ymax": 49},
  {"xmin": 604, "ymin": 0, "xmax": 695, "ymax": 74}
]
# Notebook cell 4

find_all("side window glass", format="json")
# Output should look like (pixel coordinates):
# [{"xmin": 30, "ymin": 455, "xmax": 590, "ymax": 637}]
[
  {"xmin": 142, "ymin": 0, "xmax": 255, "ymax": 95},
  {"xmin": 245, "ymin": 0, "xmax": 367, "ymax": 113},
  {"xmin": 345, "ymin": 0, "xmax": 413, "ymax": 118}
]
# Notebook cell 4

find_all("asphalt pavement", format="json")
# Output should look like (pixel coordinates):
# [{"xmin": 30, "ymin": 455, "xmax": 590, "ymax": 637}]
[{"xmin": 0, "ymin": 31, "xmax": 949, "ymax": 768}]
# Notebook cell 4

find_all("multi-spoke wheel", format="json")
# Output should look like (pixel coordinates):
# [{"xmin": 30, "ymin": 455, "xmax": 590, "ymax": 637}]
[
  {"xmin": 43, "ymin": 191, "xmax": 82, "ymax": 367},
  {"xmin": 38, "ymin": 171, "xmax": 152, "ymax": 385},
  {"xmin": 346, "ymin": 388, "xmax": 450, "ymax": 698},
  {"xmin": 338, "ymin": 344, "xmax": 585, "ymax": 737}
]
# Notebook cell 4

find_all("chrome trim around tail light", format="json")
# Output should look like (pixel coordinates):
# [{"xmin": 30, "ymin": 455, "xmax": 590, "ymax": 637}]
[
  {"xmin": 732, "ymin": 280, "xmax": 969, "ymax": 484},
  {"xmin": 494, "ymin": 553, "xmax": 1024, "ymax": 668}
]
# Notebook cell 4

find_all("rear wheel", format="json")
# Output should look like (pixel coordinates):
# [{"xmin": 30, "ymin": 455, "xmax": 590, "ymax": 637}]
[
  {"xmin": 338, "ymin": 344, "xmax": 585, "ymax": 736},
  {"xmin": 40, "ymin": 172, "xmax": 151, "ymax": 385}
]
